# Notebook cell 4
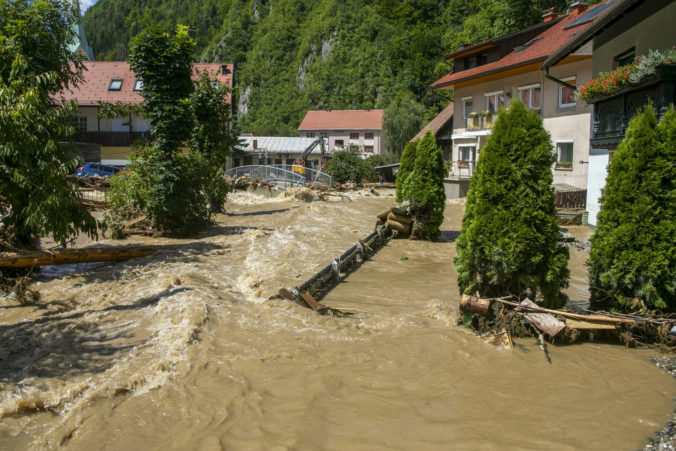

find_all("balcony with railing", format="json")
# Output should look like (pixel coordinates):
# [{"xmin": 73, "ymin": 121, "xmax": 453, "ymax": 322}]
[
  {"xmin": 450, "ymin": 160, "xmax": 476, "ymax": 179},
  {"xmin": 590, "ymin": 65, "xmax": 676, "ymax": 148},
  {"xmin": 465, "ymin": 112, "xmax": 497, "ymax": 131},
  {"xmin": 72, "ymin": 131, "xmax": 153, "ymax": 147}
]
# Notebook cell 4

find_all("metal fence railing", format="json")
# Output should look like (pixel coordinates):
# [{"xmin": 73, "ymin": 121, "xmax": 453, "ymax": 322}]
[{"xmin": 224, "ymin": 165, "xmax": 334, "ymax": 187}]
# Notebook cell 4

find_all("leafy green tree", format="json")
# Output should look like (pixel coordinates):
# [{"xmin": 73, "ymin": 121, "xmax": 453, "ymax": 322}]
[
  {"xmin": 383, "ymin": 94, "xmax": 427, "ymax": 155},
  {"xmin": 189, "ymin": 72, "xmax": 239, "ymax": 212},
  {"xmin": 326, "ymin": 149, "xmax": 369, "ymax": 184},
  {"xmin": 589, "ymin": 106, "xmax": 675, "ymax": 312},
  {"xmin": 400, "ymin": 131, "xmax": 446, "ymax": 240},
  {"xmin": 396, "ymin": 140, "xmax": 418, "ymax": 202},
  {"xmin": 0, "ymin": 0, "xmax": 97, "ymax": 247},
  {"xmin": 111, "ymin": 25, "xmax": 210, "ymax": 235},
  {"xmin": 454, "ymin": 100, "xmax": 569, "ymax": 308},
  {"xmin": 129, "ymin": 24, "xmax": 194, "ymax": 157}
]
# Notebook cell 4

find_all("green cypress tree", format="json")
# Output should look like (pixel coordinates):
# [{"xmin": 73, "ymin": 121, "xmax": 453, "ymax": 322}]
[
  {"xmin": 396, "ymin": 140, "xmax": 418, "ymax": 203},
  {"xmin": 454, "ymin": 99, "xmax": 569, "ymax": 308},
  {"xmin": 589, "ymin": 106, "xmax": 675, "ymax": 312},
  {"xmin": 400, "ymin": 131, "xmax": 446, "ymax": 240}
]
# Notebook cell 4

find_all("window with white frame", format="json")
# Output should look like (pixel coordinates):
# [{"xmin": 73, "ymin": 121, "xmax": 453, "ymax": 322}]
[
  {"xmin": 556, "ymin": 141, "xmax": 573, "ymax": 169},
  {"xmin": 558, "ymin": 76, "xmax": 576, "ymax": 108},
  {"xmin": 71, "ymin": 116, "xmax": 87, "ymax": 132},
  {"xmin": 463, "ymin": 97, "xmax": 473, "ymax": 119},
  {"xmin": 458, "ymin": 145, "xmax": 476, "ymax": 166},
  {"xmin": 518, "ymin": 83, "xmax": 541, "ymax": 111},
  {"xmin": 485, "ymin": 91, "xmax": 505, "ymax": 113}
]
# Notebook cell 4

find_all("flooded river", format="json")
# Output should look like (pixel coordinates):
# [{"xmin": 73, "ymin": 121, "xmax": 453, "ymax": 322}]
[{"xmin": 0, "ymin": 189, "xmax": 673, "ymax": 450}]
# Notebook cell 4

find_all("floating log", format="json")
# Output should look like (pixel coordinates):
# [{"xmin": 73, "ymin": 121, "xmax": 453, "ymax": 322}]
[
  {"xmin": 494, "ymin": 298, "xmax": 634, "ymax": 324},
  {"xmin": 459, "ymin": 294, "xmax": 492, "ymax": 316},
  {"xmin": 519, "ymin": 299, "xmax": 566, "ymax": 338},
  {"xmin": 300, "ymin": 292, "xmax": 321, "ymax": 311},
  {"xmin": 376, "ymin": 208, "xmax": 393, "ymax": 221},
  {"xmin": 387, "ymin": 212, "xmax": 412, "ymax": 225},
  {"xmin": 565, "ymin": 318, "xmax": 617, "ymax": 330},
  {"xmin": 0, "ymin": 245, "xmax": 160, "ymax": 268},
  {"xmin": 386, "ymin": 219, "xmax": 410, "ymax": 234},
  {"xmin": 278, "ymin": 288, "xmax": 304, "ymax": 307}
]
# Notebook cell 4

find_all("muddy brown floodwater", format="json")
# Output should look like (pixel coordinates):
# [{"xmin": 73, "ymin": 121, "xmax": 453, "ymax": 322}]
[{"xmin": 0, "ymin": 189, "xmax": 673, "ymax": 450}]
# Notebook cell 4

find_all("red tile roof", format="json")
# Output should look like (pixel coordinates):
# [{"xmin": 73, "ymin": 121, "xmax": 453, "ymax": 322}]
[
  {"xmin": 431, "ymin": 1, "xmax": 612, "ymax": 90},
  {"xmin": 298, "ymin": 110, "xmax": 384, "ymax": 131},
  {"xmin": 411, "ymin": 102, "xmax": 454, "ymax": 142},
  {"xmin": 59, "ymin": 61, "xmax": 233, "ymax": 106}
]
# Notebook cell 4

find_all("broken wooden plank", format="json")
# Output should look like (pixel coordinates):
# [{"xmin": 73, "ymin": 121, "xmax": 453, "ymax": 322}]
[
  {"xmin": 519, "ymin": 299, "xmax": 566, "ymax": 338},
  {"xmin": 495, "ymin": 298, "xmax": 635, "ymax": 324},
  {"xmin": 0, "ymin": 246, "xmax": 159, "ymax": 268},
  {"xmin": 459, "ymin": 294, "xmax": 491, "ymax": 316},
  {"xmin": 123, "ymin": 215, "xmax": 147, "ymax": 229},
  {"xmin": 300, "ymin": 291, "xmax": 320, "ymax": 311},
  {"xmin": 482, "ymin": 329, "xmax": 513, "ymax": 349},
  {"xmin": 565, "ymin": 318, "xmax": 617, "ymax": 330}
]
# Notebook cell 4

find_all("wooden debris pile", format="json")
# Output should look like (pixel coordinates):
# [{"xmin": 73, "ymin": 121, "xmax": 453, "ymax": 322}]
[
  {"xmin": 229, "ymin": 175, "xmax": 275, "ymax": 191},
  {"xmin": 77, "ymin": 175, "xmax": 111, "ymax": 189},
  {"xmin": 375, "ymin": 207, "xmax": 413, "ymax": 237},
  {"xmin": 459, "ymin": 294, "xmax": 676, "ymax": 349}
]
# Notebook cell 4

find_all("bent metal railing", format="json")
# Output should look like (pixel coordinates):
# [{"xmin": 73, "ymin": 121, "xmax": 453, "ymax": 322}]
[{"xmin": 224, "ymin": 165, "xmax": 334, "ymax": 187}]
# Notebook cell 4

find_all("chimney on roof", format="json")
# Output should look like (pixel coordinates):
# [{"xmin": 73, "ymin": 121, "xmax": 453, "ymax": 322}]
[
  {"xmin": 542, "ymin": 6, "xmax": 558, "ymax": 23},
  {"xmin": 570, "ymin": 2, "xmax": 588, "ymax": 17},
  {"xmin": 253, "ymin": 139, "xmax": 258, "ymax": 149}
]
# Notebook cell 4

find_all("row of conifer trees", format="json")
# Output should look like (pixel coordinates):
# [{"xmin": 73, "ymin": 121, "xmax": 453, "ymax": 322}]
[{"xmin": 399, "ymin": 99, "xmax": 674, "ymax": 313}]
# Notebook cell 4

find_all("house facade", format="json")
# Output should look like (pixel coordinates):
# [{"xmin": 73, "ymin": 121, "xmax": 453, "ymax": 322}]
[
  {"xmin": 542, "ymin": 0, "xmax": 676, "ymax": 225},
  {"xmin": 298, "ymin": 110, "xmax": 388, "ymax": 155},
  {"xmin": 411, "ymin": 102, "xmax": 454, "ymax": 161},
  {"xmin": 60, "ymin": 61, "xmax": 233, "ymax": 166},
  {"xmin": 431, "ymin": 2, "xmax": 607, "ymax": 205}
]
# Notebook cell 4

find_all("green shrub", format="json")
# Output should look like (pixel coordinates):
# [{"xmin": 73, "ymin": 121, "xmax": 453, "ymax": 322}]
[
  {"xmin": 400, "ymin": 131, "xmax": 446, "ymax": 240},
  {"xmin": 326, "ymin": 149, "xmax": 369, "ymax": 184},
  {"xmin": 589, "ymin": 106, "xmax": 675, "ymax": 312},
  {"xmin": 396, "ymin": 140, "xmax": 418, "ymax": 202},
  {"xmin": 108, "ymin": 145, "xmax": 210, "ymax": 236},
  {"xmin": 454, "ymin": 99, "xmax": 569, "ymax": 308}
]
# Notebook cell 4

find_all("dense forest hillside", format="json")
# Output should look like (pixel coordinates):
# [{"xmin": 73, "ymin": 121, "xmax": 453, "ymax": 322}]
[{"xmin": 84, "ymin": 0, "xmax": 581, "ymax": 135}]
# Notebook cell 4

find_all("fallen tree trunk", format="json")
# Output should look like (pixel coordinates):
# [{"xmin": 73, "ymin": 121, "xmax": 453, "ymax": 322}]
[
  {"xmin": 0, "ymin": 245, "xmax": 160, "ymax": 268},
  {"xmin": 386, "ymin": 219, "xmax": 410, "ymax": 234},
  {"xmin": 459, "ymin": 294, "xmax": 491, "ymax": 316},
  {"xmin": 387, "ymin": 212, "xmax": 412, "ymax": 225}
]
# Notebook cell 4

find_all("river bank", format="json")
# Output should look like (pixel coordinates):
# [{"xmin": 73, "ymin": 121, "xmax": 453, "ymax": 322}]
[{"xmin": 0, "ymin": 189, "xmax": 673, "ymax": 449}]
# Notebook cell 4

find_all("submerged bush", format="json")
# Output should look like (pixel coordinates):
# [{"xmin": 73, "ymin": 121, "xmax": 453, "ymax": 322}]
[
  {"xmin": 589, "ymin": 106, "xmax": 675, "ymax": 312},
  {"xmin": 400, "ymin": 131, "xmax": 446, "ymax": 240},
  {"xmin": 454, "ymin": 99, "xmax": 569, "ymax": 308}
]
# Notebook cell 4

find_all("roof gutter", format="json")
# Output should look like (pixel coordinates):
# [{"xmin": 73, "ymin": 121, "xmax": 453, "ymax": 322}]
[{"xmin": 543, "ymin": 67, "xmax": 577, "ymax": 90}]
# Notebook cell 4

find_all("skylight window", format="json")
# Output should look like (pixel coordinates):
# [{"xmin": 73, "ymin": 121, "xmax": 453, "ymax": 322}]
[
  {"xmin": 514, "ymin": 38, "xmax": 543, "ymax": 54},
  {"xmin": 108, "ymin": 79, "xmax": 123, "ymax": 91},
  {"xmin": 134, "ymin": 80, "xmax": 143, "ymax": 91}
]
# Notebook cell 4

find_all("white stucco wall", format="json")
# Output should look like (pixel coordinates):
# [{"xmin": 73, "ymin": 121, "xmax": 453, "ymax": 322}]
[
  {"xmin": 586, "ymin": 148, "xmax": 609, "ymax": 226},
  {"xmin": 543, "ymin": 113, "xmax": 591, "ymax": 189}
]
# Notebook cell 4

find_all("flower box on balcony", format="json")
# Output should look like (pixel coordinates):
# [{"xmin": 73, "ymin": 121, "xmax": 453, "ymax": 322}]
[
  {"xmin": 555, "ymin": 162, "xmax": 573, "ymax": 170},
  {"xmin": 458, "ymin": 160, "xmax": 469, "ymax": 168}
]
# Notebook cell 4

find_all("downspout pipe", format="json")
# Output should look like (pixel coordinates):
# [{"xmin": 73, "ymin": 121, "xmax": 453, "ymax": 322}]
[{"xmin": 543, "ymin": 66, "xmax": 577, "ymax": 91}]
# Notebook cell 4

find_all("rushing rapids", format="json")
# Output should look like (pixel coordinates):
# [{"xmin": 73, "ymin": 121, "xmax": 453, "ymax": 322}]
[{"xmin": 0, "ymin": 189, "xmax": 673, "ymax": 450}]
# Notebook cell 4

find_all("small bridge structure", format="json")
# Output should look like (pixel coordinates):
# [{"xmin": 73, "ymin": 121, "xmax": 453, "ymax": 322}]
[{"xmin": 225, "ymin": 165, "xmax": 334, "ymax": 187}]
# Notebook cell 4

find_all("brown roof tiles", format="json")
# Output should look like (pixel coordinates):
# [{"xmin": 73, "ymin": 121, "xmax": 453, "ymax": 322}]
[
  {"xmin": 59, "ymin": 61, "xmax": 233, "ymax": 106},
  {"xmin": 298, "ymin": 110, "xmax": 384, "ymax": 131}
]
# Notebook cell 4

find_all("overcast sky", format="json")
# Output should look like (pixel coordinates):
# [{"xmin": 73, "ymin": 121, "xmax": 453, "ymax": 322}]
[{"xmin": 80, "ymin": 0, "xmax": 97, "ymax": 13}]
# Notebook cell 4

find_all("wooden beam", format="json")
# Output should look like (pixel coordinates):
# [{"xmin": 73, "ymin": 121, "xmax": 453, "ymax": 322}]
[{"xmin": 0, "ymin": 246, "xmax": 159, "ymax": 268}]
